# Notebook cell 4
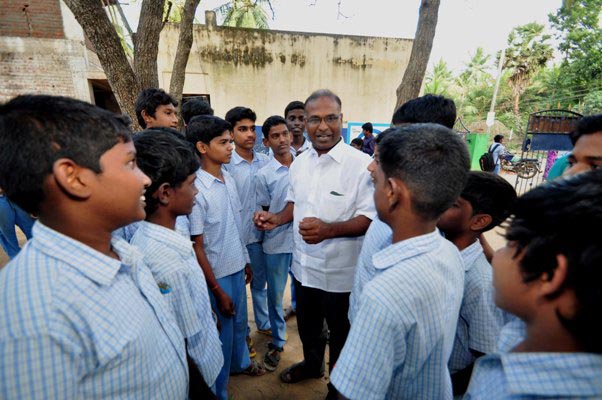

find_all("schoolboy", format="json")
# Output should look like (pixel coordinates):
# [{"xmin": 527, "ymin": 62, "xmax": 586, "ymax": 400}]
[
  {"xmin": 465, "ymin": 170, "xmax": 602, "ymax": 399},
  {"xmin": 563, "ymin": 113, "xmax": 602, "ymax": 177},
  {"xmin": 130, "ymin": 130, "xmax": 223, "ymax": 398},
  {"xmin": 0, "ymin": 95, "xmax": 188, "ymax": 398},
  {"xmin": 181, "ymin": 97, "xmax": 214, "ymax": 127},
  {"xmin": 285, "ymin": 100, "xmax": 312, "ymax": 156},
  {"xmin": 437, "ymin": 171, "xmax": 517, "ymax": 395},
  {"xmin": 350, "ymin": 138, "xmax": 364, "ymax": 150},
  {"xmin": 255, "ymin": 115, "xmax": 295, "ymax": 371},
  {"xmin": 331, "ymin": 123, "xmax": 470, "ymax": 399},
  {"xmin": 186, "ymin": 115, "xmax": 264, "ymax": 400},
  {"xmin": 135, "ymin": 87, "xmax": 179, "ymax": 129},
  {"xmin": 223, "ymin": 107, "xmax": 271, "ymax": 343},
  {"xmin": 349, "ymin": 94, "xmax": 458, "ymax": 323}
]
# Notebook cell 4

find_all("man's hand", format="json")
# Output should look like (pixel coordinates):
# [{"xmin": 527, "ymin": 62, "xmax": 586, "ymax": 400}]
[
  {"xmin": 244, "ymin": 263, "xmax": 253, "ymax": 284},
  {"xmin": 253, "ymin": 211, "xmax": 279, "ymax": 231},
  {"xmin": 214, "ymin": 288, "xmax": 235, "ymax": 317},
  {"xmin": 299, "ymin": 217, "xmax": 333, "ymax": 244}
]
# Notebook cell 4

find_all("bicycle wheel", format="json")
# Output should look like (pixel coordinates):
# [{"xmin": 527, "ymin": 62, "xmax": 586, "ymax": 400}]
[{"xmin": 517, "ymin": 163, "xmax": 538, "ymax": 179}]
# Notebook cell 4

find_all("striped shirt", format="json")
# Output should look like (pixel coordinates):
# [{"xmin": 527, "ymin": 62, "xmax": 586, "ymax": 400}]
[
  {"xmin": 348, "ymin": 217, "xmax": 392, "ymax": 323},
  {"xmin": 465, "ymin": 321, "xmax": 602, "ymax": 399},
  {"xmin": 113, "ymin": 216, "xmax": 189, "ymax": 242},
  {"xmin": 256, "ymin": 157, "xmax": 293, "ymax": 254},
  {"xmin": 449, "ymin": 240, "xmax": 505, "ymax": 373},
  {"xmin": 224, "ymin": 150, "xmax": 269, "ymax": 245},
  {"xmin": 130, "ymin": 221, "xmax": 224, "ymax": 386},
  {"xmin": 331, "ymin": 229, "xmax": 464, "ymax": 399},
  {"xmin": 188, "ymin": 168, "xmax": 249, "ymax": 279},
  {"xmin": 0, "ymin": 222, "xmax": 188, "ymax": 399}
]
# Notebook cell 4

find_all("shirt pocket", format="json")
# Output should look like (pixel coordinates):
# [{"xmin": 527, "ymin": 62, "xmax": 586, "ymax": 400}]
[{"xmin": 319, "ymin": 192, "xmax": 348, "ymax": 223}]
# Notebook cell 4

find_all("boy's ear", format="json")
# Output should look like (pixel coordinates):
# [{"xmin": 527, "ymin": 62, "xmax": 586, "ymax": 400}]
[
  {"xmin": 262, "ymin": 137, "xmax": 269, "ymax": 148},
  {"xmin": 539, "ymin": 254, "xmax": 570, "ymax": 297},
  {"xmin": 52, "ymin": 158, "xmax": 93, "ymax": 200},
  {"xmin": 387, "ymin": 177, "xmax": 408, "ymax": 212},
  {"xmin": 141, "ymin": 110, "xmax": 153, "ymax": 125},
  {"xmin": 195, "ymin": 141, "xmax": 208, "ymax": 155},
  {"xmin": 154, "ymin": 182, "xmax": 172, "ymax": 206},
  {"xmin": 470, "ymin": 214, "xmax": 493, "ymax": 232}
]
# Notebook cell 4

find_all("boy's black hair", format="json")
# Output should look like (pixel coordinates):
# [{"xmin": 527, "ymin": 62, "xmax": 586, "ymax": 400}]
[
  {"xmin": 133, "ymin": 129, "xmax": 200, "ymax": 216},
  {"xmin": 570, "ymin": 114, "xmax": 602, "ymax": 145},
  {"xmin": 0, "ymin": 95, "xmax": 131, "ymax": 214},
  {"xmin": 186, "ymin": 115, "xmax": 232, "ymax": 154},
  {"xmin": 461, "ymin": 171, "xmax": 517, "ymax": 232},
  {"xmin": 375, "ymin": 127, "xmax": 397, "ymax": 145},
  {"xmin": 391, "ymin": 94, "xmax": 456, "ymax": 129},
  {"xmin": 505, "ymin": 170, "xmax": 602, "ymax": 353},
  {"xmin": 378, "ymin": 123, "xmax": 470, "ymax": 220},
  {"xmin": 261, "ymin": 115, "xmax": 287, "ymax": 139},
  {"xmin": 135, "ymin": 126, "xmax": 184, "ymax": 139},
  {"xmin": 181, "ymin": 97, "xmax": 214, "ymax": 124},
  {"xmin": 225, "ymin": 106, "xmax": 257, "ymax": 126},
  {"xmin": 305, "ymin": 89, "xmax": 342, "ymax": 109},
  {"xmin": 351, "ymin": 138, "xmax": 364, "ymax": 147},
  {"xmin": 135, "ymin": 88, "xmax": 178, "ymax": 128},
  {"xmin": 493, "ymin": 134, "xmax": 504, "ymax": 143},
  {"xmin": 284, "ymin": 101, "xmax": 305, "ymax": 117},
  {"xmin": 362, "ymin": 122, "xmax": 373, "ymax": 133}
]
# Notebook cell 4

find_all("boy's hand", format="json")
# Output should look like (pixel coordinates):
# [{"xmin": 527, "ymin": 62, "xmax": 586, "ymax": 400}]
[
  {"xmin": 299, "ymin": 217, "xmax": 333, "ymax": 244},
  {"xmin": 245, "ymin": 263, "xmax": 253, "ymax": 284},
  {"xmin": 215, "ymin": 288, "xmax": 235, "ymax": 317},
  {"xmin": 254, "ymin": 211, "xmax": 278, "ymax": 231}
]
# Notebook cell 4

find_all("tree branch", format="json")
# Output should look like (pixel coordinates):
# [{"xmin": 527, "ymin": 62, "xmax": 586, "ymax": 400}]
[{"xmin": 134, "ymin": 0, "xmax": 166, "ymax": 89}]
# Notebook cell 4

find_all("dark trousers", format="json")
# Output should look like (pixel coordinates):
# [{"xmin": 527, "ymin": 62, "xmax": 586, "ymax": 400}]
[
  {"xmin": 293, "ymin": 278, "xmax": 351, "ymax": 375},
  {"xmin": 186, "ymin": 349, "xmax": 217, "ymax": 400}
]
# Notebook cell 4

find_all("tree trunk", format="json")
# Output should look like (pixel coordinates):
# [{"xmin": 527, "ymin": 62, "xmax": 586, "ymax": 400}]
[
  {"xmin": 63, "ymin": 0, "xmax": 142, "ymax": 129},
  {"xmin": 169, "ymin": 0, "xmax": 202, "ymax": 127},
  {"xmin": 134, "ymin": 0, "xmax": 166, "ymax": 89},
  {"xmin": 394, "ymin": 0, "xmax": 441, "ymax": 111}
]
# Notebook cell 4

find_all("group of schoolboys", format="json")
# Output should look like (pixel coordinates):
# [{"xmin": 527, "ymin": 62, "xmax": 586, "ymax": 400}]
[{"xmin": 0, "ymin": 86, "xmax": 600, "ymax": 400}]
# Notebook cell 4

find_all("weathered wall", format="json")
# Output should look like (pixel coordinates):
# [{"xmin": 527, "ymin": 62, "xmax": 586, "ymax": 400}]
[
  {"xmin": 158, "ymin": 18, "xmax": 412, "ymax": 123},
  {"xmin": 0, "ymin": 0, "xmax": 64, "ymax": 39}
]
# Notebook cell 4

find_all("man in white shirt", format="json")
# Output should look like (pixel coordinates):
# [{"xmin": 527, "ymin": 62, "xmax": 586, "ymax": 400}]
[
  {"xmin": 254, "ymin": 89, "xmax": 375, "ymax": 399},
  {"xmin": 490, "ymin": 134, "xmax": 506, "ymax": 175}
]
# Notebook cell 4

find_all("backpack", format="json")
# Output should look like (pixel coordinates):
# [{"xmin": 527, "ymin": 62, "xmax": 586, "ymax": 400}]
[{"xmin": 479, "ymin": 143, "xmax": 500, "ymax": 172}]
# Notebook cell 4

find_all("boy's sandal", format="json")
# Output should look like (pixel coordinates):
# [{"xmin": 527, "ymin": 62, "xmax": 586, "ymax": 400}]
[
  {"xmin": 279, "ymin": 362, "xmax": 323, "ymax": 384},
  {"xmin": 240, "ymin": 360, "xmax": 266, "ymax": 377}
]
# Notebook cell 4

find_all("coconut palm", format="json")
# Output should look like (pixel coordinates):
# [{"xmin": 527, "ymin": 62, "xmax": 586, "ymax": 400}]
[{"xmin": 215, "ymin": 0, "xmax": 273, "ymax": 29}]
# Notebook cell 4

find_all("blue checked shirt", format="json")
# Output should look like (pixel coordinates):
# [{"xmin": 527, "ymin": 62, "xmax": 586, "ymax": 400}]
[
  {"xmin": 188, "ymin": 168, "xmax": 249, "ymax": 279},
  {"xmin": 331, "ymin": 230, "xmax": 465, "ymax": 400},
  {"xmin": 348, "ymin": 216, "xmax": 392, "ymax": 323},
  {"xmin": 465, "ymin": 320, "xmax": 602, "ymax": 399},
  {"xmin": 256, "ymin": 157, "xmax": 293, "ymax": 254},
  {"xmin": 113, "ymin": 216, "xmax": 189, "ymax": 242},
  {"xmin": 130, "ymin": 221, "xmax": 224, "ymax": 386},
  {"xmin": 0, "ymin": 222, "xmax": 188, "ymax": 399},
  {"xmin": 449, "ymin": 240, "xmax": 506, "ymax": 373},
  {"xmin": 224, "ymin": 150, "xmax": 269, "ymax": 245}
]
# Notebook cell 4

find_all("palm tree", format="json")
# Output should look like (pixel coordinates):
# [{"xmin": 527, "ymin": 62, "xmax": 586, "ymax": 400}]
[
  {"xmin": 215, "ymin": 0, "xmax": 273, "ymax": 29},
  {"xmin": 424, "ymin": 59, "xmax": 454, "ymax": 96}
]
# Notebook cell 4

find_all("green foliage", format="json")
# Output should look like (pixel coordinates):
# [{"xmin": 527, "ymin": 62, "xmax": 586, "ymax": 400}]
[
  {"xmin": 424, "ymin": 59, "xmax": 454, "ymax": 96},
  {"xmin": 582, "ymin": 90, "xmax": 602, "ymax": 114},
  {"xmin": 215, "ymin": 0, "xmax": 273, "ymax": 29}
]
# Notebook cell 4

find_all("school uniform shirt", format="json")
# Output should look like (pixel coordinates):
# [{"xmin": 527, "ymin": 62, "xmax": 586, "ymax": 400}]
[
  {"xmin": 112, "ymin": 216, "xmax": 189, "ymax": 242},
  {"xmin": 224, "ymin": 151, "xmax": 270, "ymax": 245},
  {"xmin": 348, "ymin": 216, "xmax": 392, "ymax": 323},
  {"xmin": 465, "ymin": 320, "xmax": 602, "ymax": 399},
  {"xmin": 0, "ymin": 222, "xmax": 188, "ymax": 399},
  {"xmin": 256, "ymin": 157, "xmax": 294, "ymax": 255},
  {"xmin": 188, "ymin": 168, "xmax": 249, "ymax": 279},
  {"xmin": 268, "ymin": 136, "xmax": 313, "ymax": 158},
  {"xmin": 449, "ymin": 240, "xmax": 506, "ymax": 373},
  {"xmin": 286, "ymin": 140, "xmax": 375, "ymax": 293},
  {"xmin": 130, "ymin": 221, "xmax": 224, "ymax": 386},
  {"xmin": 331, "ymin": 229, "xmax": 465, "ymax": 400}
]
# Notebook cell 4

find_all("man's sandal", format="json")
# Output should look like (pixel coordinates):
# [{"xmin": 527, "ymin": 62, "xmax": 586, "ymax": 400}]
[
  {"xmin": 279, "ymin": 362, "xmax": 323, "ymax": 384},
  {"xmin": 232, "ymin": 360, "xmax": 266, "ymax": 377}
]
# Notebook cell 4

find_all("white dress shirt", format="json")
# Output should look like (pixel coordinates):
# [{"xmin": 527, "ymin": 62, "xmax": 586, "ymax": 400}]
[{"xmin": 286, "ymin": 139, "xmax": 375, "ymax": 292}]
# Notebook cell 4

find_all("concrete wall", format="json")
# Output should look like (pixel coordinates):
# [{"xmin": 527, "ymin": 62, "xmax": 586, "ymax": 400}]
[{"xmin": 158, "ymin": 15, "xmax": 412, "ymax": 123}]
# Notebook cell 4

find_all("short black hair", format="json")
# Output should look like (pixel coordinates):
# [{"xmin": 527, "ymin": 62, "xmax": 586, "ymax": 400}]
[
  {"xmin": 225, "ymin": 106, "xmax": 256, "ymax": 126},
  {"xmin": 351, "ymin": 138, "xmax": 364, "ymax": 147},
  {"xmin": 305, "ymin": 89, "xmax": 342, "ymax": 109},
  {"xmin": 181, "ymin": 97, "xmax": 214, "ymax": 124},
  {"xmin": 378, "ymin": 123, "xmax": 470, "ymax": 220},
  {"xmin": 375, "ymin": 127, "xmax": 397, "ymax": 145},
  {"xmin": 135, "ymin": 126, "xmax": 184, "ymax": 139},
  {"xmin": 461, "ymin": 171, "xmax": 517, "ymax": 232},
  {"xmin": 186, "ymin": 115, "xmax": 232, "ymax": 154},
  {"xmin": 133, "ymin": 129, "xmax": 199, "ymax": 216},
  {"xmin": 135, "ymin": 88, "xmax": 178, "ymax": 128},
  {"xmin": 284, "ymin": 101, "xmax": 305, "ymax": 117},
  {"xmin": 505, "ymin": 170, "xmax": 602, "ymax": 353},
  {"xmin": 362, "ymin": 122, "xmax": 373, "ymax": 133},
  {"xmin": 391, "ymin": 94, "xmax": 456, "ymax": 129},
  {"xmin": 494, "ymin": 134, "xmax": 504, "ymax": 143},
  {"xmin": 570, "ymin": 114, "xmax": 602, "ymax": 145},
  {"xmin": 0, "ymin": 95, "xmax": 131, "ymax": 214},
  {"xmin": 261, "ymin": 115, "xmax": 287, "ymax": 139}
]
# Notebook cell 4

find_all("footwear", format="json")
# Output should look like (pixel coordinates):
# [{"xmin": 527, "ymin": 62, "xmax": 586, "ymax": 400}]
[
  {"xmin": 263, "ymin": 343, "xmax": 283, "ymax": 372},
  {"xmin": 246, "ymin": 336, "xmax": 256, "ymax": 358},
  {"xmin": 283, "ymin": 307, "xmax": 296, "ymax": 321},
  {"xmin": 231, "ymin": 360, "xmax": 266, "ymax": 377},
  {"xmin": 279, "ymin": 361, "xmax": 324, "ymax": 384},
  {"xmin": 257, "ymin": 328, "xmax": 272, "ymax": 336}
]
